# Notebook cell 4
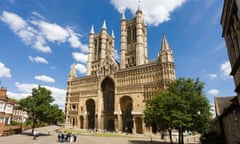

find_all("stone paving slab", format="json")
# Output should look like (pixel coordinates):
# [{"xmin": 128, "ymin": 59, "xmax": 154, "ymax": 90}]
[{"xmin": 0, "ymin": 125, "xmax": 200, "ymax": 144}]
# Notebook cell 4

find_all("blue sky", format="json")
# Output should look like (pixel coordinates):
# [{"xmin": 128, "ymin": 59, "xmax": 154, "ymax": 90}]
[{"xmin": 0, "ymin": 0, "xmax": 235, "ymax": 109}]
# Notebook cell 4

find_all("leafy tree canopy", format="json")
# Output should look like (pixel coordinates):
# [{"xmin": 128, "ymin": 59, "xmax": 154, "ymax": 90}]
[
  {"xmin": 144, "ymin": 77, "xmax": 212, "ymax": 144},
  {"xmin": 18, "ymin": 86, "xmax": 64, "ymax": 133}
]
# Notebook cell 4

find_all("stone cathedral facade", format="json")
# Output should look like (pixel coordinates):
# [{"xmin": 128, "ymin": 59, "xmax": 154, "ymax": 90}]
[{"xmin": 65, "ymin": 7, "xmax": 176, "ymax": 134}]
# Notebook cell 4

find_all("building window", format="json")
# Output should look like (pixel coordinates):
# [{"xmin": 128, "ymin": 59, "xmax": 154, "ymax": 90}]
[
  {"xmin": 5, "ymin": 104, "xmax": 13, "ymax": 114},
  {"xmin": 0, "ymin": 102, "xmax": 5, "ymax": 111},
  {"xmin": 72, "ymin": 104, "xmax": 76, "ymax": 110}
]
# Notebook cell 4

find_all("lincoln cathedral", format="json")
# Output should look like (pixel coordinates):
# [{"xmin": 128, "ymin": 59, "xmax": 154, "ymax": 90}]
[{"xmin": 65, "ymin": 6, "xmax": 176, "ymax": 134}]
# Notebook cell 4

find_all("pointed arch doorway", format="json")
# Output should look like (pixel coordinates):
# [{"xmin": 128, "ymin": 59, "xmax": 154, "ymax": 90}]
[
  {"xmin": 86, "ymin": 99, "xmax": 95, "ymax": 129},
  {"xmin": 120, "ymin": 96, "xmax": 133, "ymax": 133},
  {"xmin": 101, "ymin": 77, "xmax": 115, "ymax": 131}
]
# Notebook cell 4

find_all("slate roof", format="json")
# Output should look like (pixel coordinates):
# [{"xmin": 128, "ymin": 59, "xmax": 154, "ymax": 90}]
[{"xmin": 214, "ymin": 96, "xmax": 235, "ymax": 117}]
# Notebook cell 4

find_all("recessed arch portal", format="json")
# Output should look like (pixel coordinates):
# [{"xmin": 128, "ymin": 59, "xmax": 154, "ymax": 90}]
[
  {"xmin": 101, "ymin": 77, "xmax": 115, "ymax": 131},
  {"xmin": 120, "ymin": 96, "xmax": 133, "ymax": 133},
  {"xmin": 86, "ymin": 99, "xmax": 95, "ymax": 129}
]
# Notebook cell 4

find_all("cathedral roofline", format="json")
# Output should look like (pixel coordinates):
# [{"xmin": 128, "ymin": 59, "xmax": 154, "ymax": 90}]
[{"xmin": 115, "ymin": 62, "xmax": 158, "ymax": 73}]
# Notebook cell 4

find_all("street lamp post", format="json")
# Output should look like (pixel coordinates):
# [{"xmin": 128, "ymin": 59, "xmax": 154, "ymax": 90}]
[{"xmin": 197, "ymin": 111, "xmax": 201, "ymax": 134}]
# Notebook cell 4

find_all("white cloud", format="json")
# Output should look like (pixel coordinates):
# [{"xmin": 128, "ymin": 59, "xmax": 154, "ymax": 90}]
[
  {"xmin": 0, "ymin": 10, "xmax": 87, "ymax": 53},
  {"xmin": 17, "ymin": 26, "xmax": 36, "ymax": 44},
  {"xmin": 7, "ymin": 91, "xmax": 29, "ymax": 100},
  {"xmin": 207, "ymin": 73, "xmax": 217, "ymax": 80},
  {"xmin": 44, "ymin": 85, "xmax": 66, "ymax": 109},
  {"xmin": 0, "ymin": 11, "xmax": 51, "ymax": 52},
  {"xmin": 31, "ymin": 11, "xmax": 45, "ymax": 20},
  {"xmin": 33, "ymin": 35, "xmax": 51, "ymax": 53},
  {"xmin": 32, "ymin": 20, "xmax": 69, "ymax": 43},
  {"xmin": 68, "ymin": 28, "xmax": 81, "ymax": 47},
  {"xmin": 110, "ymin": 0, "xmax": 187, "ymax": 26},
  {"xmin": 15, "ymin": 82, "xmax": 37, "ymax": 93},
  {"xmin": 0, "ymin": 62, "xmax": 11, "ymax": 78},
  {"xmin": 75, "ymin": 63, "xmax": 87, "ymax": 74},
  {"xmin": 29, "ymin": 56, "xmax": 48, "ymax": 64},
  {"xmin": 0, "ymin": 10, "xmax": 27, "ymax": 32},
  {"xmin": 35, "ymin": 75, "xmax": 55, "ymax": 83},
  {"xmin": 220, "ymin": 61, "xmax": 231, "ymax": 78},
  {"xmin": 0, "ymin": 10, "xmax": 35, "ymax": 45},
  {"xmin": 72, "ymin": 52, "xmax": 88, "ymax": 63},
  {"xmin": 14, "ymin": 82, "xmax": 66, "ymax": 109},
  {"xmin": 208, "ymin": 89, "xmax": 219, "ymax": 96},
  {"xmin": 67, "ymin": 27, "xmax": 88, "ymax": 52}
]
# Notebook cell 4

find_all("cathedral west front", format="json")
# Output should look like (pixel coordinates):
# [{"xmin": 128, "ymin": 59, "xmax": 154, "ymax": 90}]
[{"xmin": 65, "ymin": 6, "xmax": 176, "ymax": 134}]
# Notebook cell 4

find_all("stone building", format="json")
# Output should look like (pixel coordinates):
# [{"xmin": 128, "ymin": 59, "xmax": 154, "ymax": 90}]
[
  {"xmin": 65, "ymin": 7, "xmax": 176, "ymax": 134},
  {"xmin": 214, "ymin": 0, "xmax": 240, "ymax": 143}
]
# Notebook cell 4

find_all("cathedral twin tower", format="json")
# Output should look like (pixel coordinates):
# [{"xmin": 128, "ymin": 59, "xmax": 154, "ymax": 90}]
[{"xmin": 65, "ymin": 7, "xmax": 176, "ymax": 134}]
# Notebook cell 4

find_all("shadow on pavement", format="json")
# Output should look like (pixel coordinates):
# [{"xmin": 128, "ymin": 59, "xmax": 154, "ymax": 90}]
[
  {"xmin": 20, "ymin": 132, "xmax": 50, "ymax": 137},
  {"xmin": 128, "ymin": 140, "xmax": 178, "ymax": 144},
  {"xmin": 19, "ymin": 132, "xmax": 32, "ymax": 136}
]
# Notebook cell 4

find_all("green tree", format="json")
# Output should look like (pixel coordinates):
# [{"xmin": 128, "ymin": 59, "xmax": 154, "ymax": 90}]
[
  {"xmin": 144, "ymin": 78, "xmax": 212, "ymax": 144},
  {"xmin": 46, "ymin": 104, "xmax": 65, "ymax": 124},
  {"xmin": 18, "ymin": 86, "xmax": 64, "ymax": 134}
]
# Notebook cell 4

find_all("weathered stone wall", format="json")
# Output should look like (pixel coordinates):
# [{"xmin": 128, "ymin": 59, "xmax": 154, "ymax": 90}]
[{"xmin": 223, "ymin": 110, "xmax": 240, "ymax": 144}]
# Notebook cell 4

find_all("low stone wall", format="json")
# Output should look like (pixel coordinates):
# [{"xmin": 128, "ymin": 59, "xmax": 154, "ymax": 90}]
[
  {"xmin": 2, "ymin": 128, "xmax": 22, "ymax": 136},
  {"xmin": 0, "ymin": 123, "xmax": 4, "ymax": 136},
  {"xmin": 1, "ymin": 125, "xmax": 22, "ymax": 136}
]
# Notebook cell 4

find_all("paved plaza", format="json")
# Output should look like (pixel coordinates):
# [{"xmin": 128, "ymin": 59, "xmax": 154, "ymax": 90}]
[{"xmin": 0, "ymin": 125, "xmax": 200, "ymax": 144}]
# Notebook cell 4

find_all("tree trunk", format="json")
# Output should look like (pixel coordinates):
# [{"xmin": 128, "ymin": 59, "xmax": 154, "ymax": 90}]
[
  {"xmin": 31, "ymin": 118, "xmax": 37, "ymax": 135},
  {"xmin": 178, "ymin": 128, "xmax": 181, "ymax": 144},
  {"xmin": 178, "ymin": 126, "xmax": 184, "ymax": 144},
  {"xmin": 168, "ymin": 128, "xmax": 173, "ymax": 144},
  {"xmin": 181, "ymin": 127, "xmax": 184, "ymax": 144}
]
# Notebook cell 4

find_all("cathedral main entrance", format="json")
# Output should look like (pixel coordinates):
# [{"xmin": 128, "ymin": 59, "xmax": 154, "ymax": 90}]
[
  {"xmin": 120, "ymin": 96, "xmax": 133, "ymax": 133},
  {"xmin": 101, "ymin": 77, "xmax": 115, "ymax": 131},
  {"xmin": 86, "ymin": 99, "xmax": 95, "ymax": 129}
]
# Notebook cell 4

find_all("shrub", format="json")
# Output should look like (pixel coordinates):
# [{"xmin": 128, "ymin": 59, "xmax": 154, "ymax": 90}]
[
  {"xmin": 201, "ymin": 131, "xmax": 225, "ymax": 144},
  {"xmin": 10, "ymin": 120, "xmax": 21, "ymax": 126}
]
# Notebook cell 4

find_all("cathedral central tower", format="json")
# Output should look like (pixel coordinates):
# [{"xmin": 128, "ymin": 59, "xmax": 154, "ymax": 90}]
[{"xmin": 120, "ymin": 7, "xmax": 148, "ymax": 69}]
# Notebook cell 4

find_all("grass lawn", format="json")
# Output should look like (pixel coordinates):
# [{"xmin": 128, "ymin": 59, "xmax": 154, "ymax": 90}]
[{"xmin": 62, "ymin": 128, "xmax": 135, "ymax": 138}]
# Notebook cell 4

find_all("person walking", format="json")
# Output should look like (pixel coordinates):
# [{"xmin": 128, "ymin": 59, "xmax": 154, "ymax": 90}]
[
  {"xmin": 33, "ymin": 129, "xmax": 39, "ymax": 140},
  {"xmin": 73, "ymin": 134, "xmax": 77, "ymax": 142},
  {"xmin": 69, "ymin": 133, "xmax": 74, "ymax": 143},
  {"xmin": 57, "ymin": 132, "xmax": 61, "ymax": 142}
]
